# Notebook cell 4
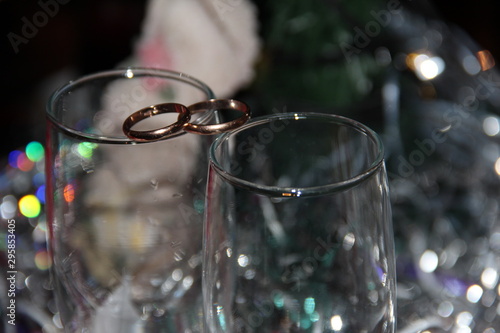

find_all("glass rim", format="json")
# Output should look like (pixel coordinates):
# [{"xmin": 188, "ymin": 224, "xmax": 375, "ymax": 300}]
[
  {"xmin": 209, "ymin": 112, "xmax": 386, "ymax": 197},
  {"xmin": 46, "ymin": 67, "xmax": 216, "ymax": 144}
]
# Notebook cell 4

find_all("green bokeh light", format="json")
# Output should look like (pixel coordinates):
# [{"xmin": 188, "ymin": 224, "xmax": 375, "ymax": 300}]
[
  {"xmin": 304, "ymin": 297, "xmax": 315, "ymax": 314},
  {"xmin": 25, "ymin": 141, "xmax": 44, "ymax": 162},
  {"xmin": 273, "ymin": 292, "xmax": 284, "ymax": 309},
  {"xmin": 77, "ymin": 142, "xmax": 98, "ymax": 159}
]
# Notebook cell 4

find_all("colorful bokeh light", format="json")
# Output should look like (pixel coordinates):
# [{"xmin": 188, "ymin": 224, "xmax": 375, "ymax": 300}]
[
  {"xmin": 25, "ymin": 141, "xmax": 45, "ymax": 162},
  {"xmin": 34, "ymin": 250, "xmax": 52, "ymax": 270},
  {"xmin": 33, "ymin": 173, "xmax": 45, "ymax": 187},
  {"xmin": 63, "ymin": 184, "xmax": 75, "ymax": 203},
  {"xmin": 77, "ymin": 142, "xmax": 98, "ymax": 159},
  {"xmin": 17, "ymin": 152, "xmax": 34, "ymax": 172},
  {"xmin": 9, "ymin": 150, "xmax": 35, "ymax": 171},
  {"xmin": 19, "ymin": 194, "xmax": 41, "ymax": 218},
  {"xmin": 8, "ymin": 150, "xmax": 22, "ymax": 168},
  {"xmin": 36, "ymin": 185, "xmax": 46, "ymax": 204}
]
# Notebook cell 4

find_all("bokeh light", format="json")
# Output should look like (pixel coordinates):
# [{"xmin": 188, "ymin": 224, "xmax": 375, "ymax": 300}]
[
  {"xmin": 419, "ymin": 249, "xmax": 439, "ymax": 273},
  {"xmin": 466, "ymin": 284, "xmax": 483, "ymax": 303},
  {"xmin": 273, "ymin": 292, "xmax": 284, "ymax": 309},
  {"xmin": 77, "ymin": 142, "xmax": 98, "ymax": 159},
  {"xmin": 304, "ymin": 297, "xmax": 315, "ymax": 314},
  {"xmin": 8, "ymin": 150, "xmax": 22, "ymax": 168},
  {"xmin": 494, "ymin": 157, "xmax": 500, "ymax": 176},
  {"xmin": 456, "ymin": 311, "xmax": 473, "ymax": 328},
  {"xmin": 33, "ymin": 173, "xmax": 45, "ymax": 187},
  {"xmin": 63, "ymin": 184, "xmax": 75, "ymax": 203},
  {"xmin": 34, "ymin": 250, "xmax": 52, "ymax": 270},
  {"xmin": 462, "ymin": 54, "xmax": 481, "ymax": 75},
  {"xmin": 36, "ymin": 185, "xmax": 46, "ymax": 204},
  {"xmin": 483, "ymin": 116, "xmax": 500, "ymax": 136},
  {"xmin": 330, "ymin": 315, "xmax": 343, "ymax": 331},
  {"xmin": 407, "ymin": 53, "xmax": 445, "ymax": 80},
  {"xmin": 1, "ymin": 195, "xmax": 17, "ymax": 219},
  {"xmin": 17, "ymin": 152, "xmax": 35, "ymax": 172},
  {"xmin": 481, "ymin": 267, "xmax": 498, "ymax": 289},
  {"xmin": 238, "ymin": 254, "xmax": 249, "ymax": 267},
  {"xmin": 19, "ymin": 194, "xmax": 41, "ymax": 218},
  {"xmin": 25, "ymin": 141, "xmax": 45, "ymax": 162},
  {"xmin": 300, "ymin": 317, "xmax": 312, "ymax": 329},
  {"xmin": 437, "ymin": 301, "xmax": 454, "ymax": 317}
]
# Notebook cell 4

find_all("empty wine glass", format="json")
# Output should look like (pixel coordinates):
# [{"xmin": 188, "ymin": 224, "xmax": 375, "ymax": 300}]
[
  {"xmin": 45, "ymin": 68, "xmax": 216, "ymax": 332},
  {"xmin": 203, "ymin": 112, "xmax": 396, "ymax": 332}
]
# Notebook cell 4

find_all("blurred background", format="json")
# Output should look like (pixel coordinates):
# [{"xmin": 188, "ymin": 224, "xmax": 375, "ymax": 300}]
[
  {"xmin": 0, "ymin": 0, "xmax": 499, "ymax": 155},
  {"xmin": 3, "ymin": 0, "xmax": 500, "ymax": 332}
]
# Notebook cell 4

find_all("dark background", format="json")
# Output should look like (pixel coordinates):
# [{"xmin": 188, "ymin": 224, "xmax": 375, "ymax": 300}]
[{"xmin": 0, "ymin": 0, "xmax": 498, "ymax": 156}]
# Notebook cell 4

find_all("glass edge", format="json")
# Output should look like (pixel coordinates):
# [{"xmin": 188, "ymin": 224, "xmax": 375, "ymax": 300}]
[
  {"xmin": 209, "ymin": 112, "xmax": 386, "ymax": 197},
  {"xmin": 46, "ymin": 67, "xmax": 216, "ymax": 144}
]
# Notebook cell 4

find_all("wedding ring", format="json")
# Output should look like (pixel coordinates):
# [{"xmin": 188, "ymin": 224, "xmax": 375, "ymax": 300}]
[
  {"xmin": 122, "ymin": 99, "xmax": 251, "ymax": 141},
  {"xmin": 185, "ymin": 99, "xmax": 251, "ymax": 135},
  {"xmin": 122, "ymin": 103, "xmax": 191, "ymax": 142}
]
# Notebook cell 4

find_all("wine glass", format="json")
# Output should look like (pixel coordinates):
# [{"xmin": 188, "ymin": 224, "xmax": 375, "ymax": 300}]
[
  {"xmin": 45, "ymin": 68, "xmax": 216, "ymax": 332},
  {"xmin": 203, "ymin": 112, "xmax": 396, "ymax": 332}
]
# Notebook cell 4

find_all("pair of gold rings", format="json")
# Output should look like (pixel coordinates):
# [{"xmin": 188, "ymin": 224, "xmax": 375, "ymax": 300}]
[{"xmin": 122, "ymin": 99, "xmax": 250, "ymax": 142}]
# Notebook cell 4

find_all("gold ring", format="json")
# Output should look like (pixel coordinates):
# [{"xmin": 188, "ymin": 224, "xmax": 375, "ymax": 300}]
[
  {"xmin": 185, "ymin": 99, "xmax": 251, "ymax": 135},
  {"xmin": 122, "ymin": 103, "xmax": 191, "ymax": 142}
]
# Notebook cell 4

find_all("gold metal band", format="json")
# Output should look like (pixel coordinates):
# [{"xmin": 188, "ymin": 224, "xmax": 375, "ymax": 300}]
[
  {"xmin": 185, "ymin": 99, "xmax": 251, "ymax": 135},
  {"xmin": 122, "ymin": 99, "xmax": 250, "ymax": 142},
  {"xmin": 122, "ymin": 103, "xmax": 190, "ymax": 142}
]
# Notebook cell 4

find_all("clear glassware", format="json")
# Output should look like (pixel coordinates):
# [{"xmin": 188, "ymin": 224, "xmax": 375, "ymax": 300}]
[
  {"xmin": 203, "ymin": 113, "xmax": 397, "ymax": 333},
  {"xmin": 45, "ymin": 68, "xmax": 216, "ymax": 332}
]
